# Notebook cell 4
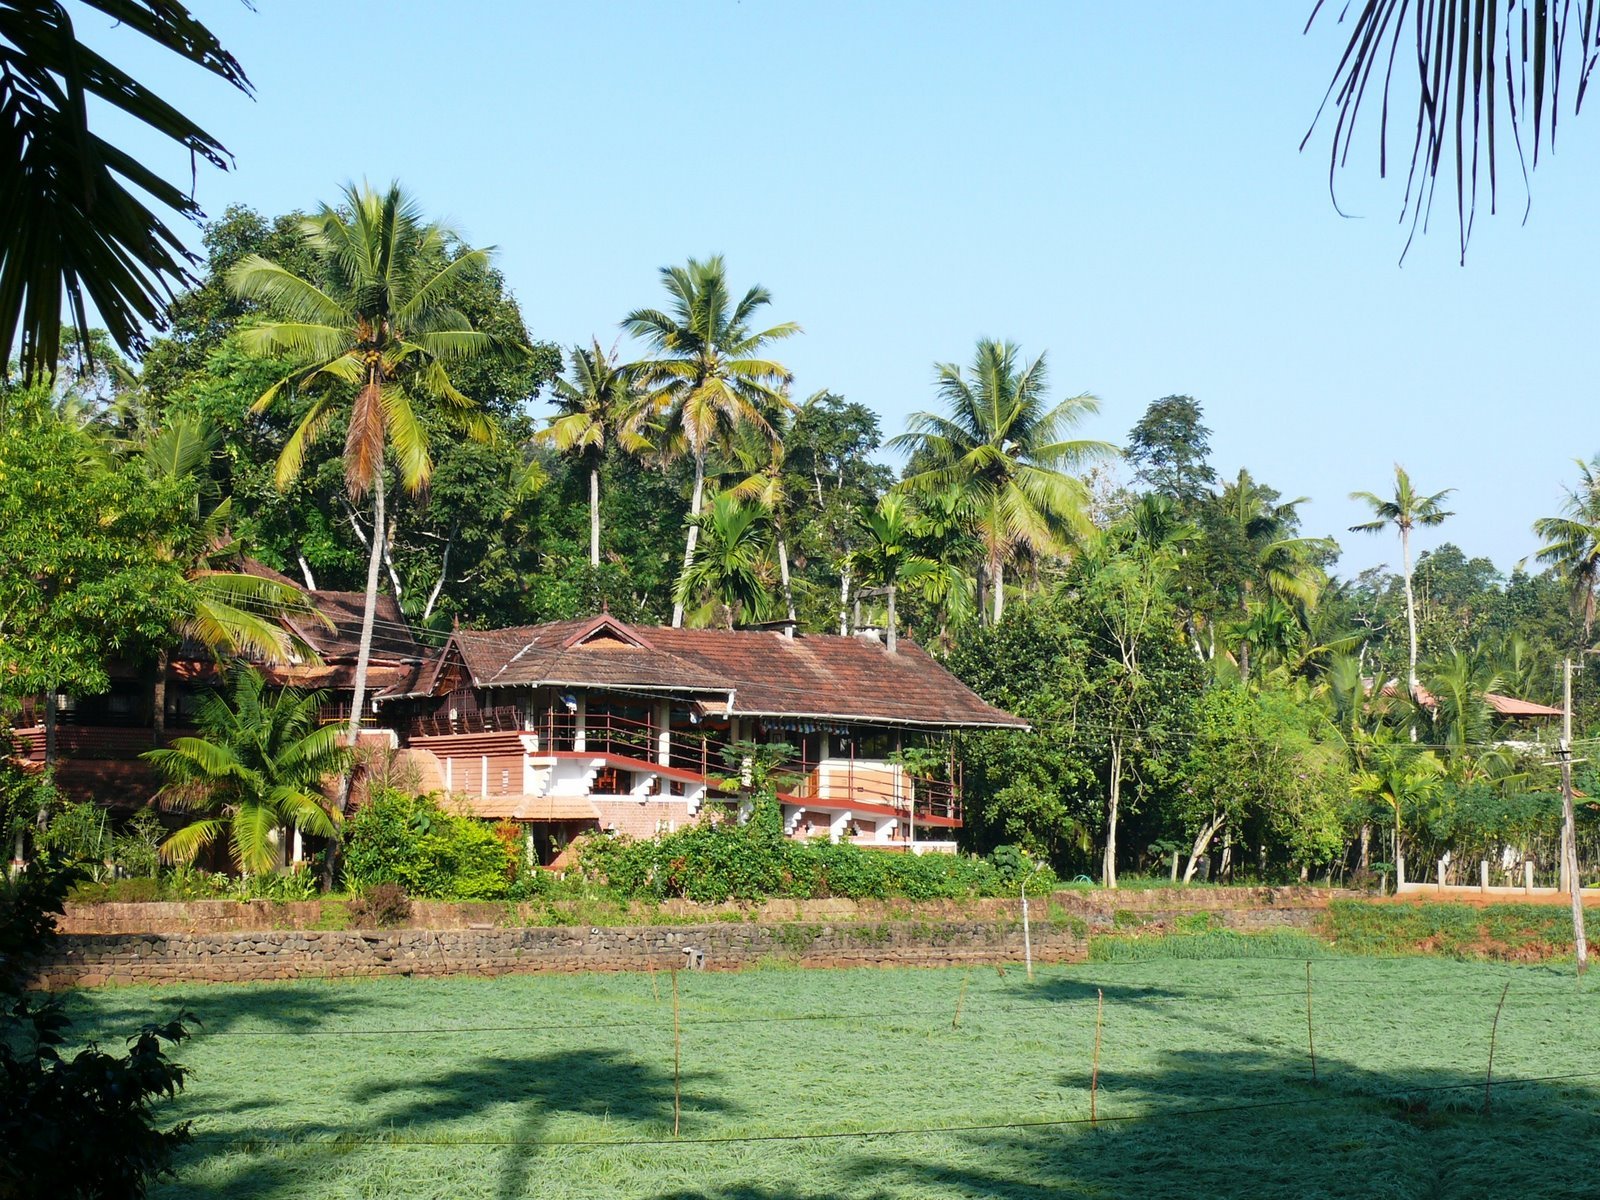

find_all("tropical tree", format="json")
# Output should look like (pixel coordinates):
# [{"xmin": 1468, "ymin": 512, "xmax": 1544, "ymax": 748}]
[
  {"xmin": 0, "ymin": 1, "xmax": 250, "ymax": 378},
  {"xmin": 672, "ymin": 492, "xmax": 772, "ymax": 630},
  {"xmin": 1533, "ymin": 455, "xmax": 1600, "ymax": 647},
  {"xmin": 1200, "ymin": 470, "xmax": 1332, "ymax": 683},
  {"xmin": 849, "ymin": 493, "xmax": 946, "ymax": 654},
  {"xmin": 623, "ymin": 255, "xmax": 798, "ymax": 627},
  {"xmin": 144, "ymin": 670, "xmax": 351, "ymax": 874},
  {"xmin": 1418, "ymin": 649, "xmax": 1503, "ymax": 775},
  {"xmin": 227, "ymin": 182, "xmax": 509, "ymax": 762},
  {"xmin": 1352, "ymin": 732, "xmax": 1445, "ymax": 880},
  {"xmin": 893, "ymin": 339, "xmax": 1113, "ymax": 625},
  {"xmin": 139, "ymin": 413, "xmax": 318, "ymax": 733},
  {"xmin": 540, "ymin": 339, "xmax": 650, "ymax": 567},
  {"xmin": 1350, "ymin": 465, "xmax": 1454, "ymax": 691}
]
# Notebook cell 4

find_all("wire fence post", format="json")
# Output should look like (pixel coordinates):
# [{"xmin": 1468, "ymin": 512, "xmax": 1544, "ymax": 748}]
[
  {"xmin": 648, "ymin": 956, "xmax": 660, "ymax": 1003},
  {"xmin": 1090, "ymin": 987, "xmax": 1103, "ymax": 1126},
  {"xmin": 1485, "ymin": 979, "xmax": 1510, "ymax": 1116},
  {"xmin": 1305, "ymin": 960, "xmax": 1317, "ymax": 1084},
  {"xmin": 672, "ymin": 966, "xmax": 681, "ymax": 1136},
  {"xmin": 952, "ymin": 968, "xmax": 971, "ymax": 1029}
]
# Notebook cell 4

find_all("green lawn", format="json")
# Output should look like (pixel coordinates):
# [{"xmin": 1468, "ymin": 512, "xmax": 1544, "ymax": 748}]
[{"xmin": 67, "ymin": 950, "xmax": 1600, "ymax": 1200}]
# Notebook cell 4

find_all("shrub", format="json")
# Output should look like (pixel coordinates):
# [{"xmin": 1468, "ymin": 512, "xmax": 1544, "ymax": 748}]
[
  {"xmin": 111, "ymin": 810, "xmax": 163, "ymax": 879},
  {"xmin": 342, "ymin": 789, "xmax": 516, "ymax": 900},
  {"xmin": 348, "ymin": 883, "xmax": 412, "ymax": 928}
]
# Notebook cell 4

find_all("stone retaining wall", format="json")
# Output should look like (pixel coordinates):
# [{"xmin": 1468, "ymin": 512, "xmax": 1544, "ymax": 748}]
[
  {"xmin": 33, "ymin": 902, "xmax": 1328, "ymax": 989},
  {"xmin": 57, "ymin": 886, "xmax": 1348, "ymax": 935}
]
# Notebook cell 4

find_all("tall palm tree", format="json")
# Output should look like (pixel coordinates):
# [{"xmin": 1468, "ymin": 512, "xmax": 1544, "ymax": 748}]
[
  {"xmin": 144, "ymin": 670, "xmax": 351, "ymax": 875},
  {"xmin": 672, "ymin": 492, "xmax": 773, "ymax": 630},
  {"xmin": 892, "ymin": 340, "xmax": 1113, "ymax": 625},
  {"xmin": 623, "ymin": 255, "xmax": 798, "ymax": 627},
  {"xmin": 1350, "ymin": 465, "xmax": 1454, "ymax": 692},
  {"xmin": 540, "ymin": 339, "xmax": 650, "ymax": 567},
  {"xmin": 1533, "ymin": 455, "xmax": 1600, "ymax": 647},
  {"xmin": 227, "ymin": 182, "xmax": 508, "ymax": 761}
]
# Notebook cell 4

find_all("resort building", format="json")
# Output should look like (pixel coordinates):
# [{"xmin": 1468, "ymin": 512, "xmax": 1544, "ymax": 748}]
[{"xmin": 384, "ymin": 614, "xmax": 1027, "ymax": 861}]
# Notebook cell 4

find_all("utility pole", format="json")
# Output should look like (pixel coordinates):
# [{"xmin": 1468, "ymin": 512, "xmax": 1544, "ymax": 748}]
[{"xmin": 1561, "ymin": 657, "xmax": 1588, "ymax": 974}]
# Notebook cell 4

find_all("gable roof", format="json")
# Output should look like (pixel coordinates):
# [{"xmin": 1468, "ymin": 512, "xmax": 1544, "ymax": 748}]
[
  {"xmin": 435, "ymin": 617, "xmax": 1026, "ymax": 729},
  {"xmin": 1377, "ymin": 680, "xmax": 1562, "ymax": 718},
  {"xmin": 239, "ymin": 559, "xmax": 420, "ymax": 663}
]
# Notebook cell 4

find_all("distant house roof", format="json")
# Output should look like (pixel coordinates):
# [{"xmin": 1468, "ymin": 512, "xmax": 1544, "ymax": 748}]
[
  {"xmin": 1377, "ymin": 680, "xmax": 1562, "ymax": 719},
  {"xmin": 430, "ymin": 615, "xmax": 1028, "ymax": 730},
  {"xmin": 240, "ymin": 559, "xmax": 421, "ymax": 664}
]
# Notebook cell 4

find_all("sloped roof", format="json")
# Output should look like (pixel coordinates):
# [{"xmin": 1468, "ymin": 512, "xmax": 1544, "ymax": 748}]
[
  {"xmin": 441, "ymin": 616, "xmax": 1026, "ymax": 730},
  {"xmin": 240, "ymin": 559, "xmax": 420, "ymax": 662},
  {"xmin": 1379, "ymin": 680, "xmax": 1562, "ymax": 718}
]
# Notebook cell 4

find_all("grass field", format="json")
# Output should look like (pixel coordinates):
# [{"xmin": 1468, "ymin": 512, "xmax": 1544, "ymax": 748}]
[{"xmin": 67, "ymin": 943, "xmax": 1600, "ymax": 1200}]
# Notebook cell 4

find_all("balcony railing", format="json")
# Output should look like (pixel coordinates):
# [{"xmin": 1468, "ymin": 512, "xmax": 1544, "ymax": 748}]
[
  {"xmin": 11, "ymin": 725, "xmax": 171, "ymax": 761},
  {"xmin": 409, "ymin": 706, "xmax": 524, "ymax": 738}
]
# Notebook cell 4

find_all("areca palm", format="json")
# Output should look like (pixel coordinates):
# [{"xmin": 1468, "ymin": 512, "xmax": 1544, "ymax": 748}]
[
  {"xmin": 1350, "ymin": 465, "xmax": 1454, "ymax": 691},
  {"xmin": 141, "ymin": 413, "xmax": 319, "ymax": 733},
  {"xmin": 227, "ymin": 182, "xmax": 507, "ymax": 757},
  {"xmin": 540, "ymin": 339, "xmax": 650, "ymax": 567},
  {"xmin": 672, "ymin": 492, "xmax": 773, "ymax": 630},
  {"xmin": 892, "ymin": 339, "xmax": 1113, "ymax": 625},
  {"xmin": 623, "ymin": 255, "xmax": 798, "ymax": 627},
  {"xmin": 144, "ymin": 670, "xmax": 351, "ymax": 875},
  {"xmin": 1533, "ymin": 455, "xmax": 1600, "ymax": 647},
  {"xmin": 849, "ymin": 493, "xmax": 951, "ymax": 654}
]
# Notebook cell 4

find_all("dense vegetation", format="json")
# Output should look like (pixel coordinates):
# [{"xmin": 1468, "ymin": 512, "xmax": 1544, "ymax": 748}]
[{"xmin": 5, "ymin": 178, "xmax": 1600, "ymax": 896}]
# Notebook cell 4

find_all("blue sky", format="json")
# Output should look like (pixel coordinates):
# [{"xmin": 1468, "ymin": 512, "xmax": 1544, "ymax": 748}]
[{"xmin": 83, "ymin": 1, "xmax": 1600, "ymax": 576}]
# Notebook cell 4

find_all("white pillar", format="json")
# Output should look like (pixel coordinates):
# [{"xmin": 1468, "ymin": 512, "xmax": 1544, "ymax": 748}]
[
  {"xmin": 574, "ymin": 695, "xmax": 587, "ymax": 752},
  {"xmin": 657, "ymin": 700, "xmax": 671, "ymax": 766},
  {"xmin": 1480, "ymin": 860, "xmax": 1490, "ymax": 894},
  {"xmin": 481, "ymin": 755, "xmax": 489, "ymax": 797},
  {"xmin": 292, "ymin": 827, "xmax": 304, "ymax": 865}
]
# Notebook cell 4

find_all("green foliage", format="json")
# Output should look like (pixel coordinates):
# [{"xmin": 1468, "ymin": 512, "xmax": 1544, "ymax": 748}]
[
  {"xmin": 581, "ymin": 816, "xmax": 1052, "ymax": 904},
  {"xmin": 0, "ymin": 862, "xmax": 193, "ymax": 1197},
  {"xmin": 0, "ymin": 399, "xmax": 191, "ymax": 702},
  {"xmin": 1321, "ymin": 899, "xmax": 1600, "ymax": 959},
  {"xmin": 341, "ymin": 790, "xmax": 516, "ymax": 900},
  {"xmin": 347, "ymin": 883, "xmax": 413, "ymax": 928},
  {"xmin": 1088, "ymin": 928, "xmax": 1339, "ymax": 962}
]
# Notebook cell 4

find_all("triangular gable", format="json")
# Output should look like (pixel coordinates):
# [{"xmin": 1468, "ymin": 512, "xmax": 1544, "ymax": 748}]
[{"xmin": 561, "ymin": 614, "xmax": 655, "ymax": 651}]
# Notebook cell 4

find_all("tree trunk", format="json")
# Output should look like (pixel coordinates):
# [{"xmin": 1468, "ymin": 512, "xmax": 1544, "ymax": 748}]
[
  {"xmin": 886, "ymin": 582, "xmax": 897, "ymax": 654},
  {"xmin": 672, "ymin": 456, "xmax": 706, "ymax": 628},
  {"xmin": 1220, "ymin": 832, "xmax": 1233, "ymax": 881},
  {"xmin": 152, "ymin": 648, "xmax": 169, "ymax": 740},
  {"xmin": 1183, "ymin": 814, "xmax": 1225, "ymax": 883},
  {"xmin": 1358, "ymin": 823, "xmax": 1372, "ymax": 873},
  {"xmin": 589, "ymin": 465, "xmax": 601, "ymax": 568},
  {"xmin": 331, "ymin": 472, "xmax": 386, "ymax": 888},
  {"xmin": 992, "ymin": 557, "xmax": 1005, "ymax": 625},
  {"xmin": 1401, "ymin": 525, "xmax": 1419, "ymax": 690},
  {"xmin": 839, "ymin": 565, "xmax": 851, "ymax": 635},
  {"xmin": 297, "ymin": 553, "xmax": 318, "ymax": 590},
  {"xmin": 43, "ymin": 689, "xmax": 57, "ymax": 766},
  {"xmin": 1102, "ymin": 735, "xmax": 1122, "ymax": 888},
  {"xmin": 777, "ymin": 533, "xmax": 796, "ymax": 624},
  {"xmin": 1238, "ymin": 638, "xmax": 1251, "ymax": 685},
  {"xmin": 421, "ymin": 523, "xmax": 457, "ymax": 623}
]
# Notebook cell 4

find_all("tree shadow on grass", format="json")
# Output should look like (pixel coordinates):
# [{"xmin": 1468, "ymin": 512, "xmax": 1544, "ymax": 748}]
[
  {"xmin": 176, "ymin": 1048, "xmax": 733, "ymax": 1200},
  {"xmin": 65, "ymin": 981, "xmax": 381, "ymax": 1038},
  {"xmin": 848, "ymin": 1047, "xmax": 1600, "ymax": 1200}
]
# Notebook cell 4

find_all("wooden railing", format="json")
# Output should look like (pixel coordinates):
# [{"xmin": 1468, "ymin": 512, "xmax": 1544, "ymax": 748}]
[
  {"xmin": 780, "ymin": 752, "xmax": 963, "ymax": 823},
  {"xmin": 10, "ymin": 725, "xmax": 171, "ymax": 761},
  {"xmin": 409, "ymin": 706, "xmax": 523, "ymax": 738}
]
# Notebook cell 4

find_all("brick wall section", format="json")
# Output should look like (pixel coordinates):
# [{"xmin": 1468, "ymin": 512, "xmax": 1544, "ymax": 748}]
[{"xmin": 33, "ymin": 901, "xmax": 1330, "ymax": 989}]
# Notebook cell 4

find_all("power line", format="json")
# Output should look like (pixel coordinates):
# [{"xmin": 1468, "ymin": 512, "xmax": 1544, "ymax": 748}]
[{"xmin": 183, "ymin": 1069, "xmax": 1600, "ymax": 1151}]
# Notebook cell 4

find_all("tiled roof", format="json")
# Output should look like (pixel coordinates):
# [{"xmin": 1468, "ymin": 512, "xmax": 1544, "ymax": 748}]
[
  {"xmin": 444, "ymin": 616, "xmax": 1026, "ymax": 730},
  {"xmin": 240, "ymin": 559, "xmax": 421, "ymax": 663},
  {"xmin": 1378, "ymin": 680, "xmax": 1562, "ymax": 718}
]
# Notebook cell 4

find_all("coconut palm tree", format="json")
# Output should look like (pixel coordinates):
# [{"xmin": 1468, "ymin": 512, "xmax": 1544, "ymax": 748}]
[
  {"xmin": 227, "ymin": 182, "xmax": 509, "ymax": 761},
  {"xmin": 1307, "ymin": 3, "xmax": 1593, "ymax": 262},
  {"xmin": 540, "ymin": 339, "xmax": 651, "ymax": 567},
  {"xmin": 672, "ymin": 492, "xmax": 773, "ymax": 630},
  {"xmin": 144, "ymin": 670, "xmax": 351, "ymax": 875},
  {"xmin": 893, "ymin": 340, "xmax": 1113, "ymax": 625},
  {"xmin": 850, "ymin": 494, "xmax": 941, "ymax": 654},
  {"xmin": 1533, "ymin": 455, "xmax": 1600, "ymax": 647},
  {"xmin": 0, "ymin": 2, "xmax": 250, "ymax": 379},
  {"xmin": 1350, "ymin": 466, "xmax": 1454, "ymax": 692},
  {"xmin": 623, "ymin": 255, "xmax": 798, "ymax": 627}
]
